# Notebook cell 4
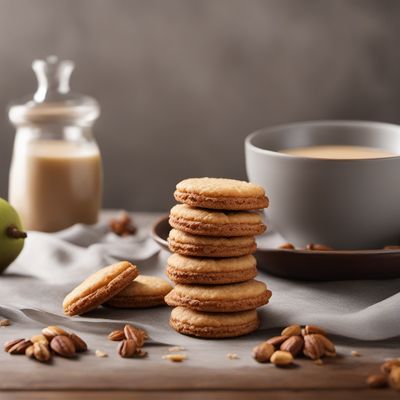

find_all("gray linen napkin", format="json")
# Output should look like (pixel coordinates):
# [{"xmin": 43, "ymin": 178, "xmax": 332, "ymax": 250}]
[{"xmin": 0, "ymin": 212, "xmax": 399, "ymax": 343}]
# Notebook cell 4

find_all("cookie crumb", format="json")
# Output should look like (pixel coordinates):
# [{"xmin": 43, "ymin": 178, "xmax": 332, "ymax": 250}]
[
  {"xmin": 95, "ymin": 350, "xmax": 108, "ymax": 358},
  {"xmin": 162, "ymin": 353, "xmax": 186, "ymax": 362},
  {"xmin": 351, "ymin": 350, "xmax": 362, "ymax": 357},
  {"xmin": 227, "ymin": 352, "xmax": 239, "ymax": 360},
  {"xmin": 168, "ymin": 346, "xmax": 185, "ymax": 352},
  {"xmin": 313, "ymin": 358, "xmax": 324, "ymax": 366},
  {"xmin": 0, "ymin": 319, "xmax": 11, "ymax": 327}
]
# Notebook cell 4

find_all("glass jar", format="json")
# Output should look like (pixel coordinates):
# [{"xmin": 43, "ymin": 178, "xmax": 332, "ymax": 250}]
[{"xmin": 8, "ymin": 56, "xmax": 102, "ymax": 232}]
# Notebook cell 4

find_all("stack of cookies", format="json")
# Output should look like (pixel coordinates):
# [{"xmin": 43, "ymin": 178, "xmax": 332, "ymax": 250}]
[{"xmin": 165, "ymin": 177, "xmax": 272, "ymax": 338}]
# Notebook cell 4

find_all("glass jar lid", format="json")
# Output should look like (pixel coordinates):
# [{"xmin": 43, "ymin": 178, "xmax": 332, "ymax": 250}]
[{"xmin": 9, "ymin": 56, "xmax": 100, "ymax": 126}]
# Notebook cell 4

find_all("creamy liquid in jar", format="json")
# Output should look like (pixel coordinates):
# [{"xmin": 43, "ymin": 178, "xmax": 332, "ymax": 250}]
[
  {"xmin": 9, "ymin": 140, "xmax": 102, "ymax": 232},
  {"xmin": 280, "ymin": 145, "xmax": 397, "ymax": 159}
]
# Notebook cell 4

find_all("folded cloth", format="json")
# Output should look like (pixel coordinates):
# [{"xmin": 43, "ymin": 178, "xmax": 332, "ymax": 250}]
[{"xmin": 0, "ymin": 212, "xmax": 399, "ymax": 343}]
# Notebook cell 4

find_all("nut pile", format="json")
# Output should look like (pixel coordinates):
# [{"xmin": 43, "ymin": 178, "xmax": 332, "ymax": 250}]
[
  {"xmin": 109, "ymin": 212, "xmax": 137, "ymax": 236},
  {"xmin": 278, "ymin": 243, "xmax": 333, "ymax": 251},
  {"xmin": 367, "ymin": 359, "xmax": 400, "ymax": 391},
  {"xmin": 252, "ymin": 324, "xmax": 336, "ymax": 367},
  {"xmin": 3, "ymin": 325, "xmax": 87, "ymax": 363},
  {"xmin": 108, "ymin": 324, "xmax": 148, "ymax": 358}
]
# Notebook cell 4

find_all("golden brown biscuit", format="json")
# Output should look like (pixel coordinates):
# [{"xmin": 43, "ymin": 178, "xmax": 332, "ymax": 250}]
[
  {"xmin": 170, "ymin": 306, "xmax": 260, "ymax": 338},
  {"xmin": 174, "ymin": 177, "xmax": 269, "ymax": 210},
  {"xmin": 63, "ymin": 262, "xmax": 138, "ymax": 316},
  {"xmin": 105, "ymin": 275, "xmax": 173, "ymax": 308},
  {"xmin": 169, "ymin": 204, "xmax": 266, "ymax": 237},
  {"xmin": 166, "ymin": 253, "xmax": 257, "ymax": 284},
  {"xmin": 165, "ymin": 279, "xmax": 271, "ymax": 312},
  {"xmin": 168, "ymin": 229, "xmax": 256, "ymax": 258}
]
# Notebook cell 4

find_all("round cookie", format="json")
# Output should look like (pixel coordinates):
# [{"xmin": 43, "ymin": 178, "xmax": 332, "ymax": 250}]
[
  {"xmin": 170, "ymin": 306, "xmax": 260, "ymax": 338},
  {"xmin": 105, "ymin": 275, "xmax": 173, "ymax": 308},
  {"xmin": 166, "ymin": 253, "xmax": 257, "ymax": 285},
  {"xmin": 169, "ymin": 204, "xmax": 266, "ymax": 237},
  {"xmin": 63, "ymin": 261, "xmax": 138, "ymax": 316},
  {"xmin": 174, "ymin": 177, "xmax": 269, "ymax": 210},
  {"xmin": 168, "ymin": 229, "xmax": 256, "ymax": 258},
  {"xmin": 164, "ymin": 279, "xmax": 272, "ymax": 312}
]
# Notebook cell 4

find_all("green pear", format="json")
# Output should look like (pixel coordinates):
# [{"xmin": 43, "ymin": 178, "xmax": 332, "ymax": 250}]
[{"xmin": 0, "ymin": 198, "xmax": 27, "ymax": 273}]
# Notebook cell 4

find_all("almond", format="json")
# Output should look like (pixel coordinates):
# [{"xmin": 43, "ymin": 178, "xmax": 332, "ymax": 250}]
[
  {"xmin": 252, "ymin": 342, "xmax": 274, "ymax": 363},
  {"xmin": 366, "ymin": 374, "xmax": 388, "ymax": 389},
  {"xmin": 389, "ymin": 367, "xmax": 400, "ymax": 390},
  {"xmin": 281, "ymin": 325, "xmax": 302, "ymax": 337},
  {"xmin": 25, "ymin": 345, "xmax": 34, "ymax": 358},
  {"xmin": 303, "ymin": 325, "xmax": 327, "ymax": 336},
  {"xmin": 270, "ymin": 350, "xmax": 293, "ymax": 367},
  {"xmin": 278, "ymin": 243, "xmax": 295, "ymax": 250},
  {"xmin": 50, "ymin": 335, "xmax": 76, "ymax": 358},
  {"xmin": 31, "ymin": 335, "xmax": 49, "ymax": 345},
  {"xmin": 303, "ymin": 334, "xmax": 325, "ymax": 360},
  {"xmin": 42, "ymin": 326, "xmax": 69, "ymax": 340},
  {"xmin": 266, "ymin": 335, "xmax": 288, "ymax": 347},
  {"xmin": 306, "ymin": 244, "xmax": 333, "ymax": 251},
  {"xmin": 381, "ymin": 359, "xmax": 400, "ymax": 374},
  {"xmin": 280, "ymin": 335, "xmax": 304, "ymax": 357}
]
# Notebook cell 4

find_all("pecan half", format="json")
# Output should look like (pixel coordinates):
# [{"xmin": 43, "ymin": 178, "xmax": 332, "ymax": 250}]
[
  {"xmin": 50, "ymin": 335, "xmax": 76, "ymax": 358},
  {"xmin": 303, "ymin": 334, "xmax": 325, "ymax": 360},
  {"xmin": 124, "ymin": 324, "xmax": 145, "ymax": 347},
  {"xmin": 33, "ymin": 342, "xmax": 51, "ymax": 362},
  {"xmin": 7, "ymin": 339, "xmax": 32, "ymax": 355},
  {"xmin": 118, "ymin": 339, "xmax": 137, "ymax": 358},
  {"xmin": 69, "ymin": 333, "xmax": 87, "ymax": 352}
]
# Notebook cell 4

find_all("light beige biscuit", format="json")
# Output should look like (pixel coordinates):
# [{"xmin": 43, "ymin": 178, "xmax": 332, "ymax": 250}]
[
  {"xmin": 168, "ymin": 229, "xmax": 256, "ymax": 258},
  {"xmin": 63, "ymin": 262, "xmax": 139, "ymax": 316},
  {"xmin": 105, "ymin": 275, "xmax": 173, "ymax": 308},
  {"xmin": 165, "ymin": 279, "xmax": 271, "ymax": 312},
  {"xmin": 170, "ymin": 307, "xmax": 260, "ymax": 338},
  {"xmin": 166, "ymin": 253, "xmax": 257, "ymax": 284},
  {"xmin": 174, "ymin": 177, "xmax": 269, "ymax": 210},
  {"xmin": 169, "ymin": 204, "xmax": 266, "ymax": 237}
]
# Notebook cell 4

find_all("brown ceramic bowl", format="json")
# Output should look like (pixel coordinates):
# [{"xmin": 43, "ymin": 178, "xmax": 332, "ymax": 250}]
[{"xmin": 152, "ymin": 216, "xmax": 400, "ymax": 281}]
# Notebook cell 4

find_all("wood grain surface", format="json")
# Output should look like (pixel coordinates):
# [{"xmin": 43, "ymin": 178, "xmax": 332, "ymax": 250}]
[{"xmin": 0, "ymin": 338, "xmax": 399, "ymax": 399}]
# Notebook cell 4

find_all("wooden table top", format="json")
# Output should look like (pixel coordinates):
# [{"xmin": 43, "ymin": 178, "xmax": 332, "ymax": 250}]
[{"xmin": 0, "ymin": 336, "xmax": 399, "ymax": 399}]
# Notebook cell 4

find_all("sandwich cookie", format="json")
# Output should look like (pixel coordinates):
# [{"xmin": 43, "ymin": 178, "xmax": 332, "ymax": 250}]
[
  {"xmin": 169, "ymin": 204, "xmax": 266, "ymax": 237},
  {"xmin": 174, "ymin": 177, "xmax": 269, "ymax": 210},
  {"xmin": 105, "ymin": 275, "xmax": 173, "ymax": 308},
  {"xmin": 168, "ymin": 229, "xmax": 256, "ymax": 258},
  {"xmin": 63, "ymin": 261, "xmax": 138, "ymax": 316},
  {"xmin": 164, "ymin": 279, "xmax": 271, "ymax": 312},
  {"xmin": 170, "ymin": 306, "xmax": 260, "ymax": 338},
  {"xmin": 166, "ymin": 253, "xmax": 257, "ymax": 285}
]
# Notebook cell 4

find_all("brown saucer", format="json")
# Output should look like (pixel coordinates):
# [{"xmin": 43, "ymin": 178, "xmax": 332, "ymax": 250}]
[{"xmin": 152, "ymin": 216, "xmax": 400, "ymax": 281}]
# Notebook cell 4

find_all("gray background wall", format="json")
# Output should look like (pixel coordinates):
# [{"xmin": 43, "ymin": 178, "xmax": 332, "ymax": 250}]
[{"xmin": 0, "ymin": 0, "xmax": 399, "ymax": 211}]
